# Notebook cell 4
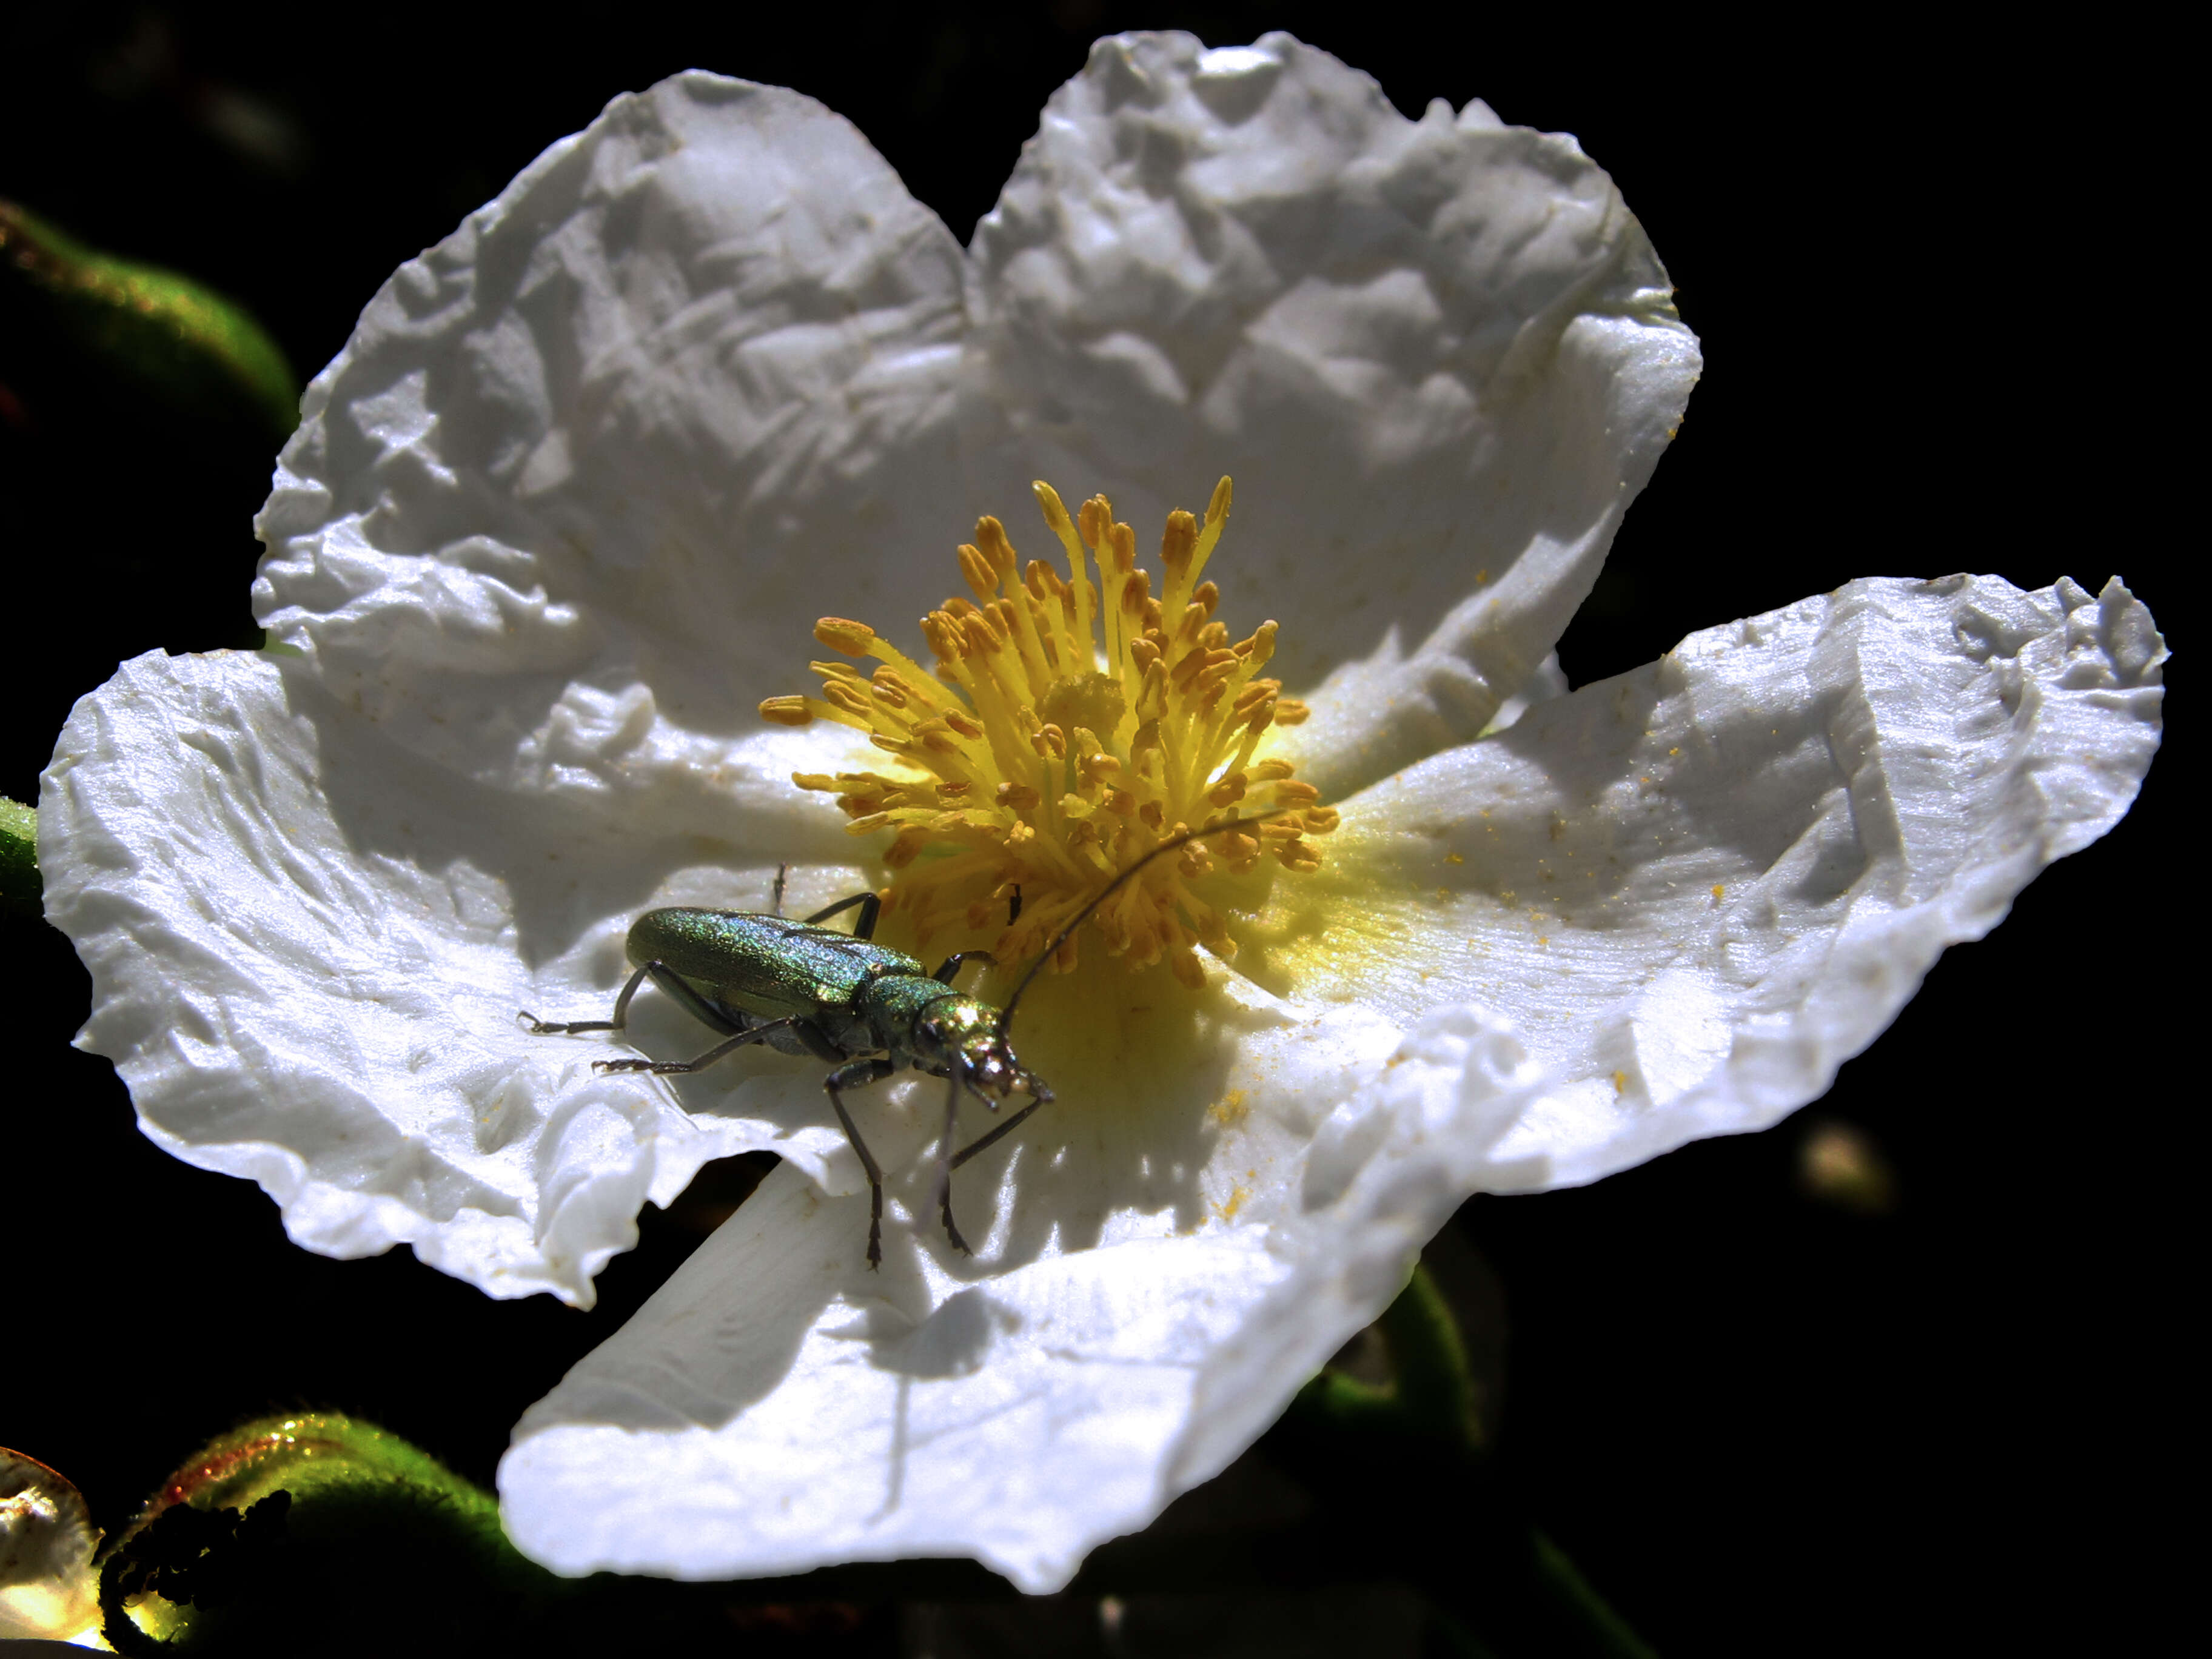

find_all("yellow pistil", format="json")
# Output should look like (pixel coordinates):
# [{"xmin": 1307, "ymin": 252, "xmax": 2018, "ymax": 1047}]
[{"xmin": 760, "ymin": 478, "xmax": 1330, "ymax": 989}]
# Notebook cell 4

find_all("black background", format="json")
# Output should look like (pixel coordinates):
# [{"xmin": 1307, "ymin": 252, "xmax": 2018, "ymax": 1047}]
[{"xmin": 2, "ymin": 6, "xmax": 2188, "ymax": 1655}]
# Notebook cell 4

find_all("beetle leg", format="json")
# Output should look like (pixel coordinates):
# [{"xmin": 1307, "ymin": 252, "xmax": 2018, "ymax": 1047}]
[
  {"xmin": 595, "ymin": 1011, "xmax": 813, "ymax": 1076},
  {"xmin": 803, "ymin": 890, "xmax": 882, "ymax": 940},
  {"xmin": 518, "ymin": 960, "xmax": 657, "ymax": 1034},
  {"xmin": 931, "ymin": 950, "xmax": 997, "ymax": 986},
  {"xmin": 772, "ymin": 862, "xmax": 789, "ymax": 917},
  {"xmin": 521, "ymin": 960, "xmax": 743, "ymax": 1039},
  {"xmin": 824, "ymin": 1054, "xmax": 897, "ymax": 1269},
  {"xmin": 948, "ymin": 1093, "xmax": 1050, "ymax": 1173},
  {"xmin": 934, "ymin": 1071, "xmax": 971, "ymax": 1256}
]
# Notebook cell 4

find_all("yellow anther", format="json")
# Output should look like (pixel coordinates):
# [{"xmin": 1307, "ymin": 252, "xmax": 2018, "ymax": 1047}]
[
  {"xmin": 1205, "ymin": 475, "xmax": 1232, "ymax": 527},
  {"xmin": 959, "ymin": 544, "xmax": 998, "ymax": 605},
  {"xmin": 976, "ymin": 516, "xmax": 1019, "ymax": 578},
  {"xmin": 1136, "ymin": 663, "xmax": 1168, "ymax": 722},
  {"xmin": 1196, "ymin": 660, "xmax": 1239, "ymax": 697},
  {"xmin": 1108, "ymin": 520, "xmax": 1137, "ymax": 574},
  {"xmin": 1034, "ymin": 480, "xmax": 1073, "ymax": 533},
  {"xmin": 1079, "ymin": 495, "xmax": 1111, "ymax": 551},
  {"xmin": 760, "ymin": 476, "xmax": 1330, "ymax": 980},
  {"xmin": 814, "ymin": 618, "xmax": 876, "ymax": 655},
  {"xmin": 1159, "ymin": 511, "xmax": 1194, "ymax": 575}
]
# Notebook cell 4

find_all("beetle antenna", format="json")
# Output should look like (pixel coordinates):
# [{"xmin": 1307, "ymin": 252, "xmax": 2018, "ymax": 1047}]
[{"xmin": 996, "ymin": 808, "xmax": 1302, "ymax": 1036}]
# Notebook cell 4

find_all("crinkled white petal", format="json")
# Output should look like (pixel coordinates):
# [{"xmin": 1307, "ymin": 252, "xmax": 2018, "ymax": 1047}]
[
  {"xmin": 253, "ymin": 72, "xmax": 973, "ymax": 817},
  {"xmin": 39, "ymin": 652, "xmax": 866, "ymax": 1305},
  {"xmin": 499, "ymin": 571, "xmax": 2160, "ymax": 1589},
  {"xmin": 965, "ymin": 33, "xmax": 1701, "ymax": 797},
  {"xmin": 42, "ymin": 38, "xmax": 1702, "ymax": 1305},
  {"xmin": 1278, "ymin": 572, "xmax": 2167, "ymax": 1188},
  {"xmin": 1, "ymin": 1451, "xmax": 99, "ymax": 1641}
]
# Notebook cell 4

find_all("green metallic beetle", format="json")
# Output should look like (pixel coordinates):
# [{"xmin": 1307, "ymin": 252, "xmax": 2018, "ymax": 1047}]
[{"xmin": 520, "ymin": 819, "xmax": 1276, "ymax": 1267}]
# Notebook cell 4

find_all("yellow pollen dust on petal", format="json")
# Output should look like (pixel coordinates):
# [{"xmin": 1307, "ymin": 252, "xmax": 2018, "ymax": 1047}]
[{"xmin": 759, "ymin": 477, "xmax": 1336, "ymax": 984}]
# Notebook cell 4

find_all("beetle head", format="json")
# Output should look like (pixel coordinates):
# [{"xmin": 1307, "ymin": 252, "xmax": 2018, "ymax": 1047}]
[
  {"xmin": 959, "ymin": 1029, "xmax": 1051, "ymax": 1104},
  {"xmin": 919, "ymin": 995, "xmax": 1051, "ymax": 1103}
]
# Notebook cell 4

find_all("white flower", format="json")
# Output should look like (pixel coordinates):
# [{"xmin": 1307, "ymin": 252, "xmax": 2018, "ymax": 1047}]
[{"xmin": 38, "ymin": 33, "xmax": 2162, "ymax": 1597}]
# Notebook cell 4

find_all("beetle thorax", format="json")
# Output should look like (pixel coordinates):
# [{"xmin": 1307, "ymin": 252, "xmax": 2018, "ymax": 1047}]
[{"xmin": 856, "ymin": 979, "xmax": 1027, "ymax": 1098}]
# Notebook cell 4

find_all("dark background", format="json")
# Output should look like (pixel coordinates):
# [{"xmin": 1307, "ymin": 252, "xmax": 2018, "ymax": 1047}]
[{"xmin": 3, "ymin": 6, "xmax": 2187, "ymax": 1655}]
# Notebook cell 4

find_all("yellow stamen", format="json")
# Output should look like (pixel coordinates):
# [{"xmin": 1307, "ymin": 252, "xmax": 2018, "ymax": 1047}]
[{"xmin": 760, "ymin": 478, "xmax": 1335, "ymax": 978}]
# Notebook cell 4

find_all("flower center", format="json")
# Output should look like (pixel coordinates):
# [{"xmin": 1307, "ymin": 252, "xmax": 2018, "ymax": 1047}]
[{"xmin": 760, "ymin": 479, "xmax": 1335, "ymax": 988}]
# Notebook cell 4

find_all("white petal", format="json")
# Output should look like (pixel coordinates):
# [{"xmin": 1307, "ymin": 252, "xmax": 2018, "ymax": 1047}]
[
  {"xmin": 1280, "ymin": 573, "xmax": 2166, "ymax": 1189},
  {"xmin": 964, "ymin": 32, "xmax": 1701, "ymax": 797},
  {"xmin": 500, "ymin": 984, "xmax": 1415, "ymax": 1592},
  {"xmin": 39, "ymin": 651, "xmax": 874, "ymax": 1306},
  {"xmin": 253, "ymin": 71, "xmax": 973, "ymax": 817},
  {"xmin": 43, "ymin": 72, "xmax": 976, "ymax": 1304}
]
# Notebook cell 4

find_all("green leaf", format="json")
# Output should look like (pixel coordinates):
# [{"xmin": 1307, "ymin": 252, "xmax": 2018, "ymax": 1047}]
[
  {"xmin": 1, "ymin": 201, "xmax": 297, "ymax": 439},
  {"xmin": 98, "ymin": 1412, "xmax": 575, "ymax": 1654},
  {"xmin": 1291, "ymin": 1262, "xmax": 1485, "ymax": 1453},
  {"xmin": 0, "ymin": 796, "xmax": 39, "ymax": 917}
]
